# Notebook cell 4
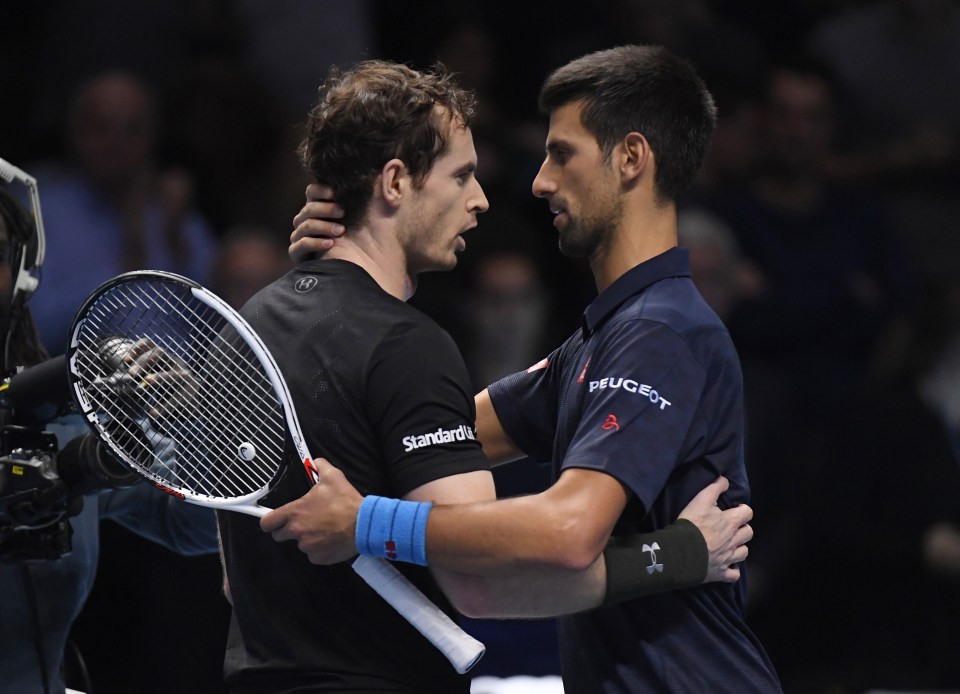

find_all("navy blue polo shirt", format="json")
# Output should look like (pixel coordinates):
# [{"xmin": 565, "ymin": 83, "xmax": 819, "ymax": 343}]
[{"xmin": 488, "ymin": 247, "xmax": 781, "ymax": 693}]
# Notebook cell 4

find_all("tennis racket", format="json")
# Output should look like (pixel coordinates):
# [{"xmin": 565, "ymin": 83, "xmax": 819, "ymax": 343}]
[{"xmin": 66, "ymin": 270, "xmax": 485, "ymax": 674}]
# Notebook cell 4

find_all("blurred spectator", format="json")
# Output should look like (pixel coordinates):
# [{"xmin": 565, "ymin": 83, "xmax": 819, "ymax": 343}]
[
  {"xmin": 834, "ymin": 280, "xmax": 960, "ymax": 690},
  {"xmin": 807, "ymin": 0, "xmax": 960, "ymax": 282},
  {"xmin": 160, "ymin": 1, "xmax": 376, "ymax": 236},
  {"xmin": 10, "ymin": 0, "xmax": 246, "ymax": 161},
  {"xmin": 677, "ymin": 207, "xmax": 762, "ymax": 322},
  {"xmin": 808, "ymin": 0, "xmax": 960, "ymax": 181},
  {"xmin": 461, "ymin": 252, "xmax": 551, "ymax": 390},
  {"xmin": 237, "ymin": 0, "xmax": 376, "ymax": 120},
  {"xmin": 598, "ymin": 0, "xmax": 766, "ymax": 94},
  {"xmin": 212, "ymin": 226, "xmax": 292, "ymax": 310},
  {"xmin": 160, "ymin": 59, "xmax": 297, "ymax": 238},
  {"xmin": 702, "ymin": 55, "xmax": 913, "ymax": 385},
  {"xmin": 27, "ymin": 71, "xmax": 217, "ymax": 354},
  {"xmin": 695, "ymin": 55, "xmax": 916, "ymax": 689},
  {"xmin": 689, "ymin": 79, "xmax": 761, "ymax": 196}
]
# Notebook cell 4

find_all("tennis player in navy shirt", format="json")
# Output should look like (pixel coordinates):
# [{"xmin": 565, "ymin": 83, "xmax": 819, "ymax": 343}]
[
  {"xmin": 486, "ymin": 246, "xmax": 773, "ymax": 691},
  {"xmin": 273, "ymin": 45, "xmax": 780, "ymax": 693}
]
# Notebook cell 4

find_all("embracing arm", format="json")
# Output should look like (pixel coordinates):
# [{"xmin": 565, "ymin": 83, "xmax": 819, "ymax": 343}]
[
  {"xmin": 400, "ymin": 471, "xmax": 599, "ymax": 618},
  {"xmin": 263, "ymin": 458, "xmax": 751, "ymax": 618},
  {"xmin": 431, "ymin": 473, "xmax": 750, "ymax": 617},
  {"xmin": 423, "ymin": 467, "xmax": 626, "ymax": 574},
  {"xmin": 407, "ymin": 466, "xmax": 623, "ymax": 618}
]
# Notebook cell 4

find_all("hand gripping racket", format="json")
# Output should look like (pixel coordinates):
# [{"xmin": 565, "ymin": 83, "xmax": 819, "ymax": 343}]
[{"xmin": 66, "ymin": 270, "xmax": 485, "ymax": 674}]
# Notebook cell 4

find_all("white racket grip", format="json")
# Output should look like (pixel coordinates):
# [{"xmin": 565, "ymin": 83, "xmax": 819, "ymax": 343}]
[{"xmin": 351, "ymin": 555, "xmax": 485, "ymax": 674}]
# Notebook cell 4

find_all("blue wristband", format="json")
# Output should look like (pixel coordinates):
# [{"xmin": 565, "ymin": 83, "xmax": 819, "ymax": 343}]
[{"xmin": 356, "ymin": 495, "xmax": 433, "ymax": 566}]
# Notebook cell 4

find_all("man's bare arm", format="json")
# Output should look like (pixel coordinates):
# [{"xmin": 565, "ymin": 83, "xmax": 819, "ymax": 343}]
[{"xmin": 262, "ymin": 459, "xmax": 750, "ymax": 618}]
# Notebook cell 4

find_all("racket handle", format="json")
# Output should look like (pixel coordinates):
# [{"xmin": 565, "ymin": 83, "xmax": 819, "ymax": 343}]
[{"xmin": 351, "ymin": 555, "xmax": 485, "ymax": 674}]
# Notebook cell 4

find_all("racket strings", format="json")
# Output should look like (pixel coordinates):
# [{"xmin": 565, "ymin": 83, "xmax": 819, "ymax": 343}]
[
  {"xmin": 123, "ymin": 284, "xmax": 283, "ymax": 494},
  {"xmin": 132, "ymin": 282, "xmax": 284, "ymax": 471},
  {"xmin": 72, "ymin": 279, "xmax": 287, "ymax": 500},
  {"xmin": 79, "ymin": 296, "xmax": 279, "ymax": 496},
  {"xmin": 75, "ymin": 302, "xmax": 258, "ymax": 495}
]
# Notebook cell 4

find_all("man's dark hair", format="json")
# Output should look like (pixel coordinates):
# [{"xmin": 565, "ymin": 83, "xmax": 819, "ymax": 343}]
[
  {"xmin": 298, "ymin": 61, "xmax": 477, "ymax": 228},
  {"xmin": 538, "ymin": 45, "xmax": 717, "ymax": 204}
]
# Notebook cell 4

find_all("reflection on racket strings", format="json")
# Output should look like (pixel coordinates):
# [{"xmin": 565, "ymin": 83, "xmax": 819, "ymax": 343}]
[{"xmin": 73, "ymin": 285, "xmax": 285, "ymax": 502}]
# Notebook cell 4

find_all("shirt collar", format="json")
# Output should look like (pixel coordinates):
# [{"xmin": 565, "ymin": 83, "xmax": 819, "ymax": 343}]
[{"xmin": 581, "ymin": 246, "xmax": 691, "ymax": 336}]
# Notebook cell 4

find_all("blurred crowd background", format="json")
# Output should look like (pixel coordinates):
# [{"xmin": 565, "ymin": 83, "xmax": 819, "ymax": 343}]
[{"xmin": 2, "ymin": 0, "xmax": 960, "ymax": 692}]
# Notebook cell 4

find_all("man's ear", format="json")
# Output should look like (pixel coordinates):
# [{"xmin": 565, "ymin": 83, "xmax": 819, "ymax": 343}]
[
  {"xmin": 379, "ymin": 158, "xmax": 408, "ymax": 208},
  {"xmin": 619, "ymin": 132, "xmax": 651, "ymax": 185}
]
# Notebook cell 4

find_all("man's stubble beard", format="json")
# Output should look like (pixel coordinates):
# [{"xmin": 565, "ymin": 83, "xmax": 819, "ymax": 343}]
[{"xmin": 557, "ymin": 197, "xmax": 622, "ymax": 260}]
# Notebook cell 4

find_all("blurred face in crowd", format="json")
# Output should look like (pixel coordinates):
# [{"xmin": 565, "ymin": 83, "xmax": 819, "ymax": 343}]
[
  {"xmin": 214, "ymin": 234, "xmax": 291, "ymax": 310},
  {"xmin": 758, "ymin": 69, "xmax": 834, "ymax": 179},
  {"xmin": 532, "ymin": 101, "xmax": 622, "ymax": 259},
  {"xmin": 69, "ymin": 74, "xmax": 154, "ymax": 188},
  {"xmin": 396, "ymin": 115, "xmax": 489, "ymax": 276}
]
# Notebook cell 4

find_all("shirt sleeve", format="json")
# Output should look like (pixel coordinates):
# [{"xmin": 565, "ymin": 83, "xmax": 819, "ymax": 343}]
[
  {"xmin": 486, "ymin": 345, "xmax": 564, "ymax": 463},
  {"xmin": 364, "ymin": 319, "xmax": 490, "ymax": 496},
  {"xmin": 563, "ymin": 320, "xmax": 706, "ymax": 515}
]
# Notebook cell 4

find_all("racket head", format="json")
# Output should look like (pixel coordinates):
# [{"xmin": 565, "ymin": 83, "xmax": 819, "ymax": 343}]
[{"xmin": 66, "ymin": 270, "xmax": 302, "ymax": 510}]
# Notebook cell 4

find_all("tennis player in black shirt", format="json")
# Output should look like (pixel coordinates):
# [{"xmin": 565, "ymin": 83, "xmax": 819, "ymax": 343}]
[{"xmin": 217, "ymin": 60, "xmax": 498, "ymax": 694}]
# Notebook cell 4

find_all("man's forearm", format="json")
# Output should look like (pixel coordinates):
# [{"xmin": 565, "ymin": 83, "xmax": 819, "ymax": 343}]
[
  {"xmin": 602, "ymin": 519, "xmax": 707, "ymax": 606},
  {"xmin": 431, "ymin": 520, "xmax": 708, "ymax": 619},
  {"xmin": 432, "ymin": 561, "xmax": 606, "ymax": 619},
  {"xmin": 412, "ymin": 467, "xmax": 627, "ymax": 575}
]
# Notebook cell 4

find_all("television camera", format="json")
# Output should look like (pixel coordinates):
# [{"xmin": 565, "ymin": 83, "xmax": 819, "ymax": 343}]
[
  {"xmin": 0, "ymin": 156, "xmax": 138, "ymax": 562},
  {"xmin": 0, "ymin": 356, "xmax": 139, "ymax": 561}
]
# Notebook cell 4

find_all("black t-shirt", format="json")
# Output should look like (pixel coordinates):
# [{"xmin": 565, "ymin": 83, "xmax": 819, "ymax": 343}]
[{"xmin": 219, "ymin": 260, "xmax": 489, "ymax": 693}]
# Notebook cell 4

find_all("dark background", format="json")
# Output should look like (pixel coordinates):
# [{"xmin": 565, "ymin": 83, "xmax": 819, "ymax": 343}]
[{"xmin": 3, "ymin": 1, "xmax": 960, "ymax": 692}]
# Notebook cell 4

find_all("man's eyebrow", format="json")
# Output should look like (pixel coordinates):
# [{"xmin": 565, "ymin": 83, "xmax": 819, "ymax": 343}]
[{"xmin": 545, "ymin": 139, "xmax": 572, "ymax": 154}]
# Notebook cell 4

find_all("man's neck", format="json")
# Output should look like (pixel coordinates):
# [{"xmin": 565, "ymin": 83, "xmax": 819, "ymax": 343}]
[
  {"xmin": 322, "ymin": 225, "xmax": 415, "ymax": 301},
  {"xmin": 589, "ymin": 201, "xmax": 678, "ymax": 293}
]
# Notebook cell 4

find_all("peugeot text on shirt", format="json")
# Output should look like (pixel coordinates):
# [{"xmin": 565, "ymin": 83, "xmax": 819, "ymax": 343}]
[
  {"xmin": 587, "ymin": 377, "xmax": 672, "ymax": 410},
  {"xmin": 402, "ymin": 424, "xmax": 477, "ymax": 452}
]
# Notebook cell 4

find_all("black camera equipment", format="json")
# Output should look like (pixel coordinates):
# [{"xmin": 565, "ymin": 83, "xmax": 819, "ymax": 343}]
[{"xmin": 0, "ymin": 356, "xmax": 139, "ymax": 561}]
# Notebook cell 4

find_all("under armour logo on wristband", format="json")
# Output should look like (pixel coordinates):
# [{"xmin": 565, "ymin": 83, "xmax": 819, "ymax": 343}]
[{"xmin": 643, "ymin": 542, "xmax": 663, "ymax": 574}]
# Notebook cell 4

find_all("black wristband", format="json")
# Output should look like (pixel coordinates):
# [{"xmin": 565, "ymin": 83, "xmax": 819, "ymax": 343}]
[{"xmin": 601, "ymin": 519, "xmax": 709, "ymax": 607}]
